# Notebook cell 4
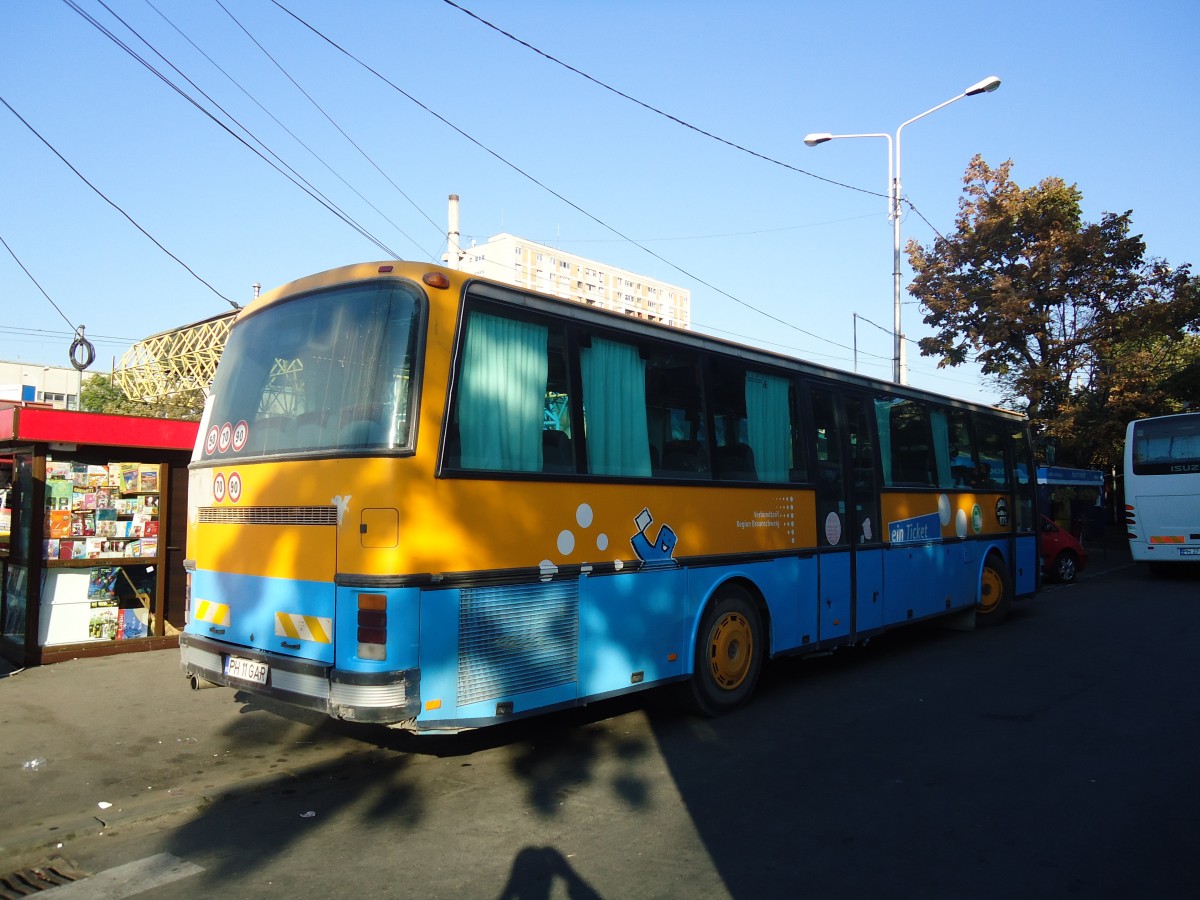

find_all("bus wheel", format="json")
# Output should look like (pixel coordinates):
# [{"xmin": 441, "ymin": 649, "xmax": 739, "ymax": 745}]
[
  {"xmin": 976, "ymin": 555, "xmax": 1013, "ymax": 627},
  {"xmin": 688, "ymin": 586, "xmax": 763, "ymax": 716}
]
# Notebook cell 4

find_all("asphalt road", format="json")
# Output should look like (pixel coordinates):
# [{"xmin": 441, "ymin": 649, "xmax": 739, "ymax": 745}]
[{"xmin": 10, "ymin": 560, "xmax": 1200, "ymax": 899}]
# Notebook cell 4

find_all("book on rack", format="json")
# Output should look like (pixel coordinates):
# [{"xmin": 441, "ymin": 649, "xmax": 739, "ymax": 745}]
[
  {"xmin": 46, "ymin": 510, "xmax": 72, "ymax": 539},
  {"xmin": 47, "ymin": 461, "xmax": 72, "ymax": 481},
  {"xmin": 88, "ymin": 601, "xmax": 119, "ymax": 640},
  {"xmin": 87, "ymin": 567, "xmax": 120, "ymax": 600},
  {"xmin": 120, "ymin": 464, "xmax": 139, "ymax": 494},
  {"xmin": 118, "ymin": 607, "xmax": 149, "ymax": 640},
  {"xmin": 138, "ymin": 466, "xmax": 159, "ymax": 493},
  {"xmin": 47, "ymin": 479, "xmax": 73, "ymax": 511},
  {"xmin": 96, "ymin": 508, "xmax": 118, "ymax": 537}
]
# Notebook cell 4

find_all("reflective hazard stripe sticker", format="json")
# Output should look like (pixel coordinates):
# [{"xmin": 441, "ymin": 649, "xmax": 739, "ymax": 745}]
[
  {"xmin": 275, "ymin": 612, "xmax": 333, "ymax": 644},
  {"xmin": 194, "ymin": 600, "xmax": 230, "ymax": 627}
]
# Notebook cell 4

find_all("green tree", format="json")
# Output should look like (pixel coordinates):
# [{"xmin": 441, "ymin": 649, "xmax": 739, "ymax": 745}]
[
  {"xmin": 79, "ymin": 373, "xmax": 204, "ymax": 421},
  {"xmin": 908, "ymin": 155, "xmax": 1200, "ymax": 467},
  {"xmin": 79, "ymin": 373, "xmax": 143, "ymax": 415}
]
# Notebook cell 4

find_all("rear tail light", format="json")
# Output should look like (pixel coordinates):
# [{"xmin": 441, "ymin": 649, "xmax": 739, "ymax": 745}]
[{"xmin": 357, "ymin": 593, "xmax": 387, "ymax": 660}]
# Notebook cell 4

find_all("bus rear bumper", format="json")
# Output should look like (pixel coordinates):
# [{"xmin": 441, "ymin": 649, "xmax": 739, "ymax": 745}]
[{"xmin": 180, "ymin": 632, "xmax": 421, "ymax": 724}]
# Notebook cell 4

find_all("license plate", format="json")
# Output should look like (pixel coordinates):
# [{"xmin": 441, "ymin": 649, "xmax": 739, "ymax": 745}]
[
  {"xmin": 225, "ymin": 655, "xmax": 269, "ymax": 684},
  {"xmin": 1181, "ymin": 547, "xmax": 1200, "ymax": 557}
]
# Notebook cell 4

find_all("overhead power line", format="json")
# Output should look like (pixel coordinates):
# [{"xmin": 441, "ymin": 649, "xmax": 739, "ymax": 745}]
[
  {"xmin": 0, "ymin": 233, "xmax": 79, "ymax": 333},
  {"xmin": 205, "ymin": 0, "xmax": 444, "ymax": 258},
  {"xmin": 63, "ymin": 0, "xmax": 401, "ymax": 261},
  {"xmin": 440, "ymin": 0, "xmax": 885, "ymax": 201},
  {"xmin": 268, "ymin": 0, "xmax": 863, "ymax": 356},
  {"xmin": 0, "ymin": 93, "xmax": 238, "ymax": 310},
  {"xmin": 441, "ymin": 0, "xmax": 970, "ymax": 245}
]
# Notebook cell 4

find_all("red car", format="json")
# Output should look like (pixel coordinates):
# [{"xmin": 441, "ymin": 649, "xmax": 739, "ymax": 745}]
[{"xmin": 1040, "ymin": 515, "xmax": 1088, "ymax": 583}]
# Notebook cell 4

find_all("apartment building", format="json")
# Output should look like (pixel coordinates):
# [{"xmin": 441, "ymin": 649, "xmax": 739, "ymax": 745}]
[{"xmin": 455, "ymin": 233, "xmax": 691, "ymax": 329}]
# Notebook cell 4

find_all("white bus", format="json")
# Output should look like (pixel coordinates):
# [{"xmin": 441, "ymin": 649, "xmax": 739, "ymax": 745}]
[{"xmin": 1124, "ymin": 412, "xmax": 1200, "ymax": 566}]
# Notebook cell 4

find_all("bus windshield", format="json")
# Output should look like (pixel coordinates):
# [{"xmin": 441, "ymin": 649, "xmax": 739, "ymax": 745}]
[
  {"xmin": 1131, "ymin": 414, "xmax": 1200, "ymax": 475},
  {"xmin": 197, "ymin": 278, "xmax": 423, "ymax": 461}
]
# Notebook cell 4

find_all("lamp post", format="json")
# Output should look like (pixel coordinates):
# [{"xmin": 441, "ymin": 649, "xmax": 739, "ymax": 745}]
[{"xmin": 804, "ymin": 75, "xmax": 1001, "ymax": 384}]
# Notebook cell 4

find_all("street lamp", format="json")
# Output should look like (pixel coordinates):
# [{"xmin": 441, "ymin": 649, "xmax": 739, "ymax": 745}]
[{"xmin": 804, "ymin": 75, "xmax": 1001, "ymax": 384}]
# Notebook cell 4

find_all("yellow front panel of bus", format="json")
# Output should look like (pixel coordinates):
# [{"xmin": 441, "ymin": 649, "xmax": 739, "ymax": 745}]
[
  {"xmin": 190, "ymin": 460, "xmax": 347, "ymax": 581},
  {"xmin": 192, "ymin": 518, "xmax": 335, "ymax": 582}
]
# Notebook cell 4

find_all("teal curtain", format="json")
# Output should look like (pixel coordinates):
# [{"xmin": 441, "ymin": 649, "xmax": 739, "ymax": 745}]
[
  {"xmin": 874, "ymin": 399, "xmax": 893, "ymax": 485},
  {"xmin": 930, "ymin": 408, "xmax": 952, "ymax": 487},
  {"xmin": 744, "ymin": 372, "xmax": 789, "ymax": 481},
  {"xmin": 459, "ymin": 312, "xmax": 547, "ymax": 471},
  {"xmin": 581, "ymin": 338, "xmax": 651, "ymax": 476}
]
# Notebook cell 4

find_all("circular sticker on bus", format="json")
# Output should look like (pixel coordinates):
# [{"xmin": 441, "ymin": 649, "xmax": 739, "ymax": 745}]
[
  {"xmin": 232, "ymin": 420, "xmax": 249, "ymax": 453},
  {"xmin": 205, "ymin": 426, "xmax": 220, "ymax": 455},
  {"xmin": 218, "ymin": 422, "xmax": 233, "ymax": 453},
  {"xmin": 228, "ymin": 471, "xmax": 243, "ymax": 503},
  {"xmin": 938, "ymin": 493, "xmax": 952, "ymax": 527},
  {"xmin": 971, "ymin": 503, "xmax": 984, "ymax": 534},
  {"xmin": 825, "ymin": 511, "xmax": 842, "ymax": 545},
  {"xmin": 213, "ymin": 472, "xmax": 226, "ymax": 502},
  {"xmin": 994, "ymin": 497, "xmax": 1010, "ymax": 527}
]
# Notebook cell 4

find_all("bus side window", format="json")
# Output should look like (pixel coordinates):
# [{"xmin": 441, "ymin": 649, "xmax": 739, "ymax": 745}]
[
  {"xmin": 946, "ymin": 409, "xmax": 978, "ymax": 487},
  {"xmin": 453, "ymin": 310, "xmax": 550, "ymax": 473},
  {"xmin": 541, "ymin": 334, "xmax": 574, "ymax": 474},
  {"xmin": 644, "ymin": 348, "xmax": 708, "ymax": 480},
  {"xmin": 709, "ymin": 359, "xmax": 796, "ymax": 482},
  {"xmin": 972, "ymin": 415, "xmax": 1012, "ymax": 490},
  {"xmin": 580, "ymin": 337, "xmax": 652, "ymax": 477},
  {"xmin": 875, "ymin": 397, "xmax": 937, "ymax": 487}
]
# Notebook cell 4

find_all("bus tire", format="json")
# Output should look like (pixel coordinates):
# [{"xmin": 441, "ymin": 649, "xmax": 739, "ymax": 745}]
[
  {"xmin": 976, "ymin": 554, "xmax": 1013, "ymax": 627},
  {"xmin": 688, "ymin": 585, "xmax": 763, "ymax": 717}
]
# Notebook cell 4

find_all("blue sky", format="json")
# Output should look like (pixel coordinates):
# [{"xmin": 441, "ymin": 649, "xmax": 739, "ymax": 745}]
[{"xmin": 2, "ymin": 0, "xmax": 1196, "ymax": 407}]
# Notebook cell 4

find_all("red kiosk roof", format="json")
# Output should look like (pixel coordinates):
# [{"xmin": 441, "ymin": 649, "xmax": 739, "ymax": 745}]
[{"xmin": 0, "ymin": 404, "xmax": 198, "ymax": 450}]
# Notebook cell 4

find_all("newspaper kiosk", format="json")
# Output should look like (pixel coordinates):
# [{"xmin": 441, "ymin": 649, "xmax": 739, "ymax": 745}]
[{"xmin": 0, "ymin": 403, "xmax": 197, "ymax": 667}]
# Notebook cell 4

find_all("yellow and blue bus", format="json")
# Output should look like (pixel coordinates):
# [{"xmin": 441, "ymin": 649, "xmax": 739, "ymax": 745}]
[{"xmin": 180, "ymin": 261, "xmax": 1038, "ymax": 731}]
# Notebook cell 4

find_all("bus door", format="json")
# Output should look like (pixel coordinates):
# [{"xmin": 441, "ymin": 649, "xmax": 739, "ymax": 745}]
[
  {"xmin": 811, "ymin": 389, "xmax": 883, "ymax": 641},
  {"xmin": 845, "ymin": 394, "xmax": 883, "ymax": 634}
]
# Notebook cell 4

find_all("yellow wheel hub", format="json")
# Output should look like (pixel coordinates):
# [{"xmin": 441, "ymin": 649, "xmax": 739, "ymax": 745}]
[
  {"xmin": 708, "ymin": 611, "xmax": 754, "ymax": 690},
  {"xmin": 979, "ymin": 567, "xmax": 1004, "ymax": 613}
]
